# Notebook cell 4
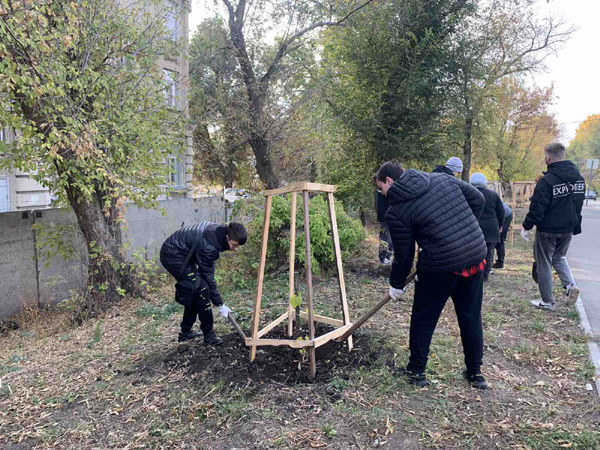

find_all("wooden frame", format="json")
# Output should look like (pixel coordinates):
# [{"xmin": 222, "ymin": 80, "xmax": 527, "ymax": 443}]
[{"xmin": 247, "ymin": 182, "xmax": 353, "ymax": 378}]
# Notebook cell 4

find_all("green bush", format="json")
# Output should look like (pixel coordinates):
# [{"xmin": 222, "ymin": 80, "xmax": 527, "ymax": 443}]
[{"xmin": 232, "ymin": 193, "xmax": 365, "ymax": 274}]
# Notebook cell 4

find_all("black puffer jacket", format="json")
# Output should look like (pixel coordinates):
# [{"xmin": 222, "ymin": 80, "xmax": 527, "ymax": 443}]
[
  {"xmin": 160, "ymin": 221, "xmax": 225, "ymax": 306},
  {"xmin": 385, "ymin": 170, "xmax": 487, "ymax": 289},
  {"xmin": 523, "ymin": 161, "xmax": 586, "ymax": 235},
  {"xmin": 432, "ymin": 165, "xmax": 454, "ymax": 176},
  {"xmin": 473, "ymin": 185, "xmax": 505, "ymax": 243}
]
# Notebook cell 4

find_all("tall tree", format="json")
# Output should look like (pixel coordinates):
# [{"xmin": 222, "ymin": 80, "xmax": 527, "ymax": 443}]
[
  {"xmin": 321, "ymin": 0, "xmax": 472, "ymax": 165},
  {"xmin": 189, "ymin": 17, "xmax": 252, "ymax": 189},
  {"xmin": 445, "ymin": 0, "xmax": 573, "ymax": 180},
  {"xmin": 0, "ymin": 0, "xmax": 183, "ymax": 315},
  {"xmin": 212, "ymin": 0, "xmax": 376, "ymax": 188},
  {"xmin": 569, "ymin": 114, "xmax": 600, "ymax": 162},
  {"xmin": 474, "ymin": 76, "xmax": 558, "ymax": 184}
]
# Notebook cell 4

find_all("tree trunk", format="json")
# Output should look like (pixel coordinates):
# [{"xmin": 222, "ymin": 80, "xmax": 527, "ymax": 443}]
[
  {"xmin": 65, "ymin": 185, "xmax": 132, "ymax": 318},
  {"xmin": 461, "ymin": 113, "xmax": 474, "ymax": 181},
  {"xmin": 249, "ymin": 133, "xmax": 280, "ymax": 189}
]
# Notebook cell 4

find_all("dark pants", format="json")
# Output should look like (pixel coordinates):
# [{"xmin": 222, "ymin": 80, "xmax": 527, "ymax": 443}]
[
  {"xmin": 408, "ymin": 270, "xmax": 484, "ymax": 375},
  {"xmin": 495, "ymin": 214, "xmax": 513, "ymax": 263},
  {"xmin": 160, "ymin": 253, "xmax": 214, "ymax": 334},
  {"xmin": 378, "ymin": 222, "xmax": 394, "ymax": 262},
  {"xmin": 484, "ymin": 243, "xmax": 495, "ymax": 275}
]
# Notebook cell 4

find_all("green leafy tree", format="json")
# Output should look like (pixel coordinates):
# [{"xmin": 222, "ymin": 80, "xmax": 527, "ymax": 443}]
[
  {"xmin": 569, "ymin": 114, "xmax": 600, "ymax": 162},
  {"xmin": 0, "ymin": 0, "xmax": 183, "ymax": 315}
]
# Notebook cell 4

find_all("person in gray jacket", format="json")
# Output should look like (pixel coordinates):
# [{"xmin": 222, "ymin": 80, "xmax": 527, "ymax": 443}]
[{"xmin": 493, "ymin": 203, "xmax": 513, "ymax": 269}]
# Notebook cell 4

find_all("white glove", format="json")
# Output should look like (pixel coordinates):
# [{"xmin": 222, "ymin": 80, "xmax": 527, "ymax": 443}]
[
  {"xmin": 217, "ymin": 304, "xmax": 232, "ymax": 318},
  {"xmin": 521, "ymin": 228, "xmax": 530, "ymax": 241},
  {"xmin": 389, "ymin": 286, "xmax": 405, "ymax": 301}
]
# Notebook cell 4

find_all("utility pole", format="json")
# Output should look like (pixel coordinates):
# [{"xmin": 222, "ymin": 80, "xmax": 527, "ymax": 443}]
[{"xmin": 586, "ymin": 159, "xmax": 599, "ymax": 206}]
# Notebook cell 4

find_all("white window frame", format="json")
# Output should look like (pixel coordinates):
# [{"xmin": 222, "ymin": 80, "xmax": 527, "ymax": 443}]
[
  {"xmin": 165, "ymin": 0, "xmax": 179, "ymax": 42},
  {"xmin": 163, "ymin": 69, "xmax": 179, "ymax": 109},
  {"xmin": 0, "ymin": 177, "xmax": 9, "ymax": 212},
  {"xmin": 167, "ymin": 153, "xmax": 181, "ymax": 187}
]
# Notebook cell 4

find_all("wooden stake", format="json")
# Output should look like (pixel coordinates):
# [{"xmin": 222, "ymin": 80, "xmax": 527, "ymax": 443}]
[
  {"xmin": 302, "ymin": 191, "xmax": 317, "ymax": 378},
  {"xmin": 326, "ymin": 192, "xmax": 353, "ymax": 351},
  {"xmin": 288, "ymin": 192, "xmax": 297, "ymax": 337},
  {"xmin": 250, "ymin": 195, "xmax": 272, "ymax": 362},
  {"xmin": 511, "ymin": 182, "xmax": 517, "ymax": 245}
]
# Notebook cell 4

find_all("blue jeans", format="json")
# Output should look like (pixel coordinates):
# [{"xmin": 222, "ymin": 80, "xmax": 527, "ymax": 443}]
[{"xmin": 533, "ymin": 231, "xmax": 576, "ymax": 305}]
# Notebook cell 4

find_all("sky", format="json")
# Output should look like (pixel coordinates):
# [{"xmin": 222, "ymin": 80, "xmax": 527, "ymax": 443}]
[{"xmin": 188, "ymin": 0, "xmax": 600, "ymax": 144}]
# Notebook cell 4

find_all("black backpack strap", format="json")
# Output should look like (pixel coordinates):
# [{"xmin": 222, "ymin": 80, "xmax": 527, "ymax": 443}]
[{"xmin": 178, "ymin": 239, "xmax": 199, "ymax": 280}]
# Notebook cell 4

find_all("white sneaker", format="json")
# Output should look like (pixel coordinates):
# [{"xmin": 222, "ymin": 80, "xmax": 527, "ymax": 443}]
[
  {"xmin": 530, "ymin": 299, "xmax": 556, "ymax": 312},
  {"xmin": 565, "ymin": 284, "xmax": 580, "ymax": 306},
  {"xmin": 382, "ymin": 258, "xmax": 392, "ymax": 266}
]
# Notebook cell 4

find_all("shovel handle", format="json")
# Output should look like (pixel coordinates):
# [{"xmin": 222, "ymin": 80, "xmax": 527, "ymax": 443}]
[
  {"xmin": 227, "ymin": 314, "xmax": 247, "ymax": 343},
  {"xmin": 336, "ymin": 270, "xmax": 417, "ymax": 343}
]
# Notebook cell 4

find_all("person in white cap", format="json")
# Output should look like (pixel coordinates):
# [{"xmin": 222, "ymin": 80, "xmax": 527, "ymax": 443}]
[{"xmin": 432, "ymin": 156, "xmax": 463, "ymax": 177}]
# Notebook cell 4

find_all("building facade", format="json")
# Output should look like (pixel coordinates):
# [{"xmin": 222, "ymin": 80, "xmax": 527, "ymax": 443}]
[{"xmin": 0, "ymin": 0, "xmax": 193, "ymax": 212}]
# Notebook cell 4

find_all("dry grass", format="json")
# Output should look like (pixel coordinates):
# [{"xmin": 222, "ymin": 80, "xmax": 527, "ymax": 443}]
[{"xmin": 1, "ymin": 233, "xmax": 599, "ymax": 449}]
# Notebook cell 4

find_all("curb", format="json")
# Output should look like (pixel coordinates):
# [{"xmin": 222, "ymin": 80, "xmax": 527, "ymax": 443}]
[{"xmin": 575, "ymin": 296, "xmax": 600, "ymax": 396}]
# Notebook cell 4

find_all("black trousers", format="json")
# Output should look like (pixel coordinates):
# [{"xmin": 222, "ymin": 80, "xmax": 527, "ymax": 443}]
[
  {"xmin": 495, "ymin": 214, "xmax": 513, "ymax": 263},
  {"xmin": 484, "ymin": 243, "xmax": 495, "ymax": 275},
  {"xmin": 160, "ymin": 253, "xmax": 214, "ymax": 334},
  {"xmin": 408, "ymin": 270, "xmax": 484, "ymax": 375}
]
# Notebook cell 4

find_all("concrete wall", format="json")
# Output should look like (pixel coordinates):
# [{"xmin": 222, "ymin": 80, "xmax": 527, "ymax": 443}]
[{"xmin": 0, "ymin": 196, "xmax": 224, "ymax": 320}]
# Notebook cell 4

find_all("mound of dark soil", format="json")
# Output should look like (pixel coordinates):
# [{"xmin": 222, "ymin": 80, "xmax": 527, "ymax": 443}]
[{"xmin": 167, "ymin": 324, "xmax": 396, "ymax": 386}]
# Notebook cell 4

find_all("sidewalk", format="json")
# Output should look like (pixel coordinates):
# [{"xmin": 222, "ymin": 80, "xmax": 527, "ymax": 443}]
[
  {"xmin": 568, "ymin": 202, "xmax": 600, "ymax": 394},
  {"xmin": 569, "ymin": 203, "xmax": 600, "ymax": 337}
]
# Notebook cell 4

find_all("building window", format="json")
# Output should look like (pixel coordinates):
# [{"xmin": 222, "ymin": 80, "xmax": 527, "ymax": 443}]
[
  {"xmin": 165, "ymin": 0, "xmax": 179, "ymax": 42},
  {"xmin": 167, "ymin": 154, "xmax": 181, "ymax": 186},
  {"xmin": 0, "ymin": 178, "xmax": 9, "ymax": 212},
  {"xmin": 163, "ymin": 69, "xmax": 179, "ymax": 109},
  {"xmin": 0, "ymin": 127, "xmax": 5, "ymax": 142}
]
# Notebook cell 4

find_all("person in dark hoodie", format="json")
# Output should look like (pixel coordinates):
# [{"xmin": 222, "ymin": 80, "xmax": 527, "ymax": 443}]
[
  {"xmin": 160, "ymin": 222, "xmax": 247, "ymax": 344},
  {"xmin": 374, "ymin": 178, "xmax": 393, "ymax": 265},
  {"xmin": 493, "ymin": 202, "xmax": 513, "ymax": 269},
  {"xmin": 375, "ymin": 161, "xmax": 489, "ymax": 389},
  {"xmin": 521, "ymin": 142, "xmax": 585, "ymax": 311},
  {"xmin": 470, "ymin": 173, "xmax": 505, "ymax": 282},
  {"xmin": 432, "ymin": 156, "xmax": 463, "ymax": 177}
]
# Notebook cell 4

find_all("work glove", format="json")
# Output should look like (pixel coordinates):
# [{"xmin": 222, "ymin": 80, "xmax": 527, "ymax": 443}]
[
  {"xmin": 521, "ymin": 228, "xmax": 530, "ymax": 241},
  {"xmin": 217, "ymin": 304, "xmax": 232, "ymax": 318},
  {"xmin": 389, "ymin": 286, "xmax": 405, "ymax": 301}
]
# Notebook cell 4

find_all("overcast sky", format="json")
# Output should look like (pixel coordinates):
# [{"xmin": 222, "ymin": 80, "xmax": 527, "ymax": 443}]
[{"xmin": 189, "ymin": 0, "xmax": 600, "ymax": 143}]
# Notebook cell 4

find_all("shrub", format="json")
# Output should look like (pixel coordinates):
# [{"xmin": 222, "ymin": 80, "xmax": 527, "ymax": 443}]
[{"xmin": 232, "ymin": 193, "xmax": 365, "ymax": 274}]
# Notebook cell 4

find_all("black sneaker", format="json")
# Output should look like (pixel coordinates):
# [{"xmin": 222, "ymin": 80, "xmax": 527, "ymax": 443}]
[
  {"xmin": 178, "ymin": 331, "xmax": 202, "ymax": 342},
  {"xmin": 203, "ymin": 331, "xmax": 223, "ymax": 346},
  {"xmin": 492, "ymin": 261, "xmax": 504, "ymax": 269},
  {"xmin": 483, "ymin": 273, "xmax": 489, "ymax": 282},
  {"xmin": 463, "ymin": 371, "xmax": 489, "ymax": 390},
  {"xmin": 395, "ymin": 367, "xmax": 430, "ymax": 388}
]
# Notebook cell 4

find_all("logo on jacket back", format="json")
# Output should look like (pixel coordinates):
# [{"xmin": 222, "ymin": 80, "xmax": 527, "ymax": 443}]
[{"xmin": 553, "ymin": 181, "xmax": 586, "ymax": 198}]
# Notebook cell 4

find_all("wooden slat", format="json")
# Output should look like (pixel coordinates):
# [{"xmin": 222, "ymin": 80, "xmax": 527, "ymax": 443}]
[
  {"xmin": 250, "ymin": 195, "xmax": 273, "ymax": 362},
  {"xmin": 245, "ymin": 338, "xmax": 315, "ymax": 349},
  {"xmin": 257, "ymin": 311, "xmax": 290, "ymax": 338},
  {"xmin": 313, "ymin": 323, "xmax": 354, "ymax": 348},
  {"xmin": 263, "ymin": 182, "xmax": 336, "ymax": 196},
  {"xmin": 288, "ymin": 192, "xmax": 297, "ymax": 337},
  {"xmin": 327, "ymin": 192, "xmax": 353, "ymax": 352},
  {"xmin": 299, "ymin": 311, "xmax": 344, "ymax": 327},
  {"xmin": 303, "ymin": 190, "xmax": 317, "ymax": 378}
]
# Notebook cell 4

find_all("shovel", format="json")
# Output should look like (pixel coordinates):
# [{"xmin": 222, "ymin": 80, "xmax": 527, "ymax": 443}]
[
  {"xmin": 227, "ymin": 313, "xmax": 248, "ymax": 344},
  {"xmin": 318, "ymin": 271, "xmax": 417, "ymax": 354}
]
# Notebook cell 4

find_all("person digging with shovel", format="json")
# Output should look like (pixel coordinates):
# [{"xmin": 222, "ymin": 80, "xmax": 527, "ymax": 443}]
[
  {"xmin": 375, "ymin": 161, "xmax": 489, "ymax": 389},
  {"xmin": 160, "ymin": 221, "xmax": 247, "ymax": 345}
]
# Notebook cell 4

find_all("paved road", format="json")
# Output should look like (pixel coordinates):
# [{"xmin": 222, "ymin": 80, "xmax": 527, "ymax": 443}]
[{"xmin": 569, "ymin": 201, "xmax": 600, "ymax": 337}]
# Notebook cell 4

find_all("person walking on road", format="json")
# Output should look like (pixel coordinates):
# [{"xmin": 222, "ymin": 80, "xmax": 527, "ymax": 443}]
[
  {"xmin": 521, "ymin": 142, "xmax": 586, "ymax": 311},
  {"xmin": 470, "ymin": 173, "xmax": 505, "ymax": 282},
  {"xmin": 375, "ymin": 161, "xmax": 489, "ymax": 389},
  {"xmin": 493, "ymin": 202, "xmax": 513, "ymax": 269}
]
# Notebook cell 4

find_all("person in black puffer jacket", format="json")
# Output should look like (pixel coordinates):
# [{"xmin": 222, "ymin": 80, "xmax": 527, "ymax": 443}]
[
  {"xmin": 160, "ymin": 221, "xmax": 247, "ymax": 344},
  {"xmin": 470, "ymin": 173, "xmax": 505, "ymax": 281},
  {"xmin": 522, "ymin": 142, "xmax": 585, "ymax": 311},
  {"xmin": 375, "ymin": 161, "xmax": 489, "ymax": 389}
]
